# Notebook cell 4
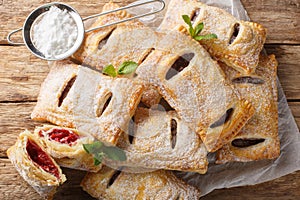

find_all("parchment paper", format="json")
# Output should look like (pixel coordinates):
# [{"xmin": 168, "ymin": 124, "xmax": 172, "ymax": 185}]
[{"xmin": 127, "ymin": 0, "xmax": 300, "ymax": 196}]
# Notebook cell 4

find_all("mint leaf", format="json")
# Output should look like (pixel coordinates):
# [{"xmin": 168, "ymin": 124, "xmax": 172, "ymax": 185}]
[
  {"xmin": 194, "ymin": 33, "xmax": 218, "ymax": 41},
  {"xmin": 102, "ymin": 146, "xmax": 127, "ymax": 161},
  {"xmin": 94, "ymin": 156, "xmax": 102, "ymax": 165},
  {"xmin": 103, "ymin": 64, "xmax": 117, "ymax": 77},
  {"xmin": 83, "ymin": 141, "xmax": 103, "ymax": 154},
  {"xmin": 194, "ymin": 22, "xmax": 204, "ymax": 36},
  {"xmin": 182, "ymin": 15, "xmax": 193, "ymax": 28},
  {"xmin": 83, "ymin": 141, "xmax": 126, "ymax": 166},
  {"xmin": 117, "ymin": 61, "xmax": 138, "ymax": 75}
]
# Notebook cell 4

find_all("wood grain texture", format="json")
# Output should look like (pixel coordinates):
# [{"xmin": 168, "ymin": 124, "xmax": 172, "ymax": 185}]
[
  {"xmin": 265, "ymin": 44, "xmax": 300, "ymax": 100},
  {"xmin": 242, "ymin": 0, "xmax": 300, "ymax": 44},
  {"xmin": 1, "ymin": 45, "xmax": 300, "ymax": 102},
  {"xmin": 0, "ymin": 159, "xmax": 94, "ymax": 200},
  {"xmin": 202, "ymin": 171, "xmax": 300, "ymax": 200}
]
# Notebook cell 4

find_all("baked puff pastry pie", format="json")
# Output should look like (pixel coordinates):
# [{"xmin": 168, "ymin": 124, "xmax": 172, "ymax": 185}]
[
  {"xmin": 159, "ymin": 0, "xmax": 267, "ymax": 74},
  {"xmin": 81, "ymin": 166, "xmax": 201, "ymax": 200},
  {"xmin": 216, "ymin": 55, "xmax": 280, "ymax": 163},
  {"xmin": 107, "ymin": 108, "xmax": 208, "ymax": 173},
  {"xmin": 72, "ymin": 2, "xmax": 161, "ymax": 107},
  {"xmin": 73, "ymin": 2, "xmax": 142, "ymax": 65},
  {"xmin": 73, "ymin": 2, "xmax": 157, "ymax": 72},
  {"xmin": 34, "ymin": 125, "xmax": 101, "ymax": 172},
  {"xmin": 31, "ymin": 60, "xmax": 144, "ymax": 145},
  {"xmin": 7, "ymin": 130, "xmax": 66, "ymax": 199},
  {"xmin": 136, "ymin": 29, "xmax": 254, "ymax": 152}
]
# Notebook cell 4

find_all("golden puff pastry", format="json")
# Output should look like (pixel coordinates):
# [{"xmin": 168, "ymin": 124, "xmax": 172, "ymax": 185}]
[
  {"xmin": 81, "ymin": 166, "xmax": 201, "ymax": 200},
  {"xmin": 7, "ymin": 130, "xmax": 66, "ymax": 200},
  {"xmin": 73, "ymin": 2, "xmax": 156, "ymax": 71},
  {"xmin": 34, "ymin": 125, "xmax": 101, "ymax": 172},
  {"xmin": 31, "ymin": 60, "xmax": 144, "ymax": 146},
  {"xmin": 159, "ymin": 0, "xmax": 267, "ymax": 74},
  {"xmin": 73, "ymin": 2, "xmax": 141, "ymax": 64},
  {"xmin": 136, "ymin": 29, "xmax": 254, "ymax": 152},
  {"xmin": 106, "ymin": 108, "xmax": 208, "ymax": 174},
  {"xmin": 216, "ymin": 55, "xmax": 280, "ymax": 163}
]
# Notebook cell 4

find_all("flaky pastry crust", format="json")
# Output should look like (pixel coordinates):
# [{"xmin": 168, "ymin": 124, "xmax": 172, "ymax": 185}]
[
  {"xmin": 159, "ymin": 0, "xmax": 266, "ymax": 74},
  {"xmin": 216, "ymin": 55, "xmax": 280, "ymax": 163},
  {"xmin": 81, "ymin": 166, "xmax": 201, "ymax": 200}
]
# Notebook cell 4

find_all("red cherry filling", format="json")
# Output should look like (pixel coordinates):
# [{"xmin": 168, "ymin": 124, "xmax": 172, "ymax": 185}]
[
  {"xmin": 47, "ymin": 129, "xmax": 79, "ymax": 145},
  {"xmin": 26, "ymin": 139, "xmax": 59, "ymax": 178}
]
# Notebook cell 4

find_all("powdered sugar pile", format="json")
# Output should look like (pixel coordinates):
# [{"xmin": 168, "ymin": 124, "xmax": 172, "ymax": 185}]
[{"xmin": 32, "ymin": 6, "xmax": 78, "ymax": 58}]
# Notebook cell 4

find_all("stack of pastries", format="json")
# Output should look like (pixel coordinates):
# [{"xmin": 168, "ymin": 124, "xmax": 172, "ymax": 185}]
[{"xmin": 7, "ymin": 0, "xmax": 280, "ymax": 199}]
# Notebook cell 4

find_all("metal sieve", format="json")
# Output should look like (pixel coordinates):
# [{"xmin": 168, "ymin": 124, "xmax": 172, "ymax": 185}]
[{"xmin": 7, "ymin": 1, "xmax": 165, "ymax": 61}]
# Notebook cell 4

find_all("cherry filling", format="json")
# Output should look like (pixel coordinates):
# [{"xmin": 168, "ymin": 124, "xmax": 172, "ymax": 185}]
[
  {"xmin": 26, "ymin": 139, "xmax": 59, "ymax": 178},
  {"xmin": 47, "ymin": 129, "xmax": 79, "ymax": 145}
]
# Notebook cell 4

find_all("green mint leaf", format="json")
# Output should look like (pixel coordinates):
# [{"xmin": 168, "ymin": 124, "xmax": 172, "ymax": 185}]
[
  {"xmin": 182, "ymin": 15, "xmax": 193, "ymax": 28},
  {"xmin": 189, "ymin": 27, "xmax": 195, "ymax": 37},
  {"xmin": 83, "ymin": 141, "xmax": 104, "ymax": 154},
  {"xmin": 117, "ymin": 61, "xmax": 138, "ymax": 75},
  {"xmin": 194, "ymin": 33, "xmax": 218, "ymax": 41},
  {"xmin": 194, "ymin": 22, "xmax": 204, "ymax": 36},
  {"xmin": 102, "ymin": 146, "xmax": 127, "ymax": 161},
  {"xmin": 94, "ymin": 157, "xmax": 102, "ymax": 165},
  {"xmin": 103, "ymin": 64, "xmax": 117, "ymax": 77}
]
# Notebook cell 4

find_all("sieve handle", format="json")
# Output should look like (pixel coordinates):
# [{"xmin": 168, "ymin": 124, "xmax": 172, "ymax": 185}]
[
  {"xmin": 7, "ymin": 28, "xmax": 25, "ymax": 45},
  {"xmin": 83, "ymin": 0, "xmax": 165, "ymax": 33}
]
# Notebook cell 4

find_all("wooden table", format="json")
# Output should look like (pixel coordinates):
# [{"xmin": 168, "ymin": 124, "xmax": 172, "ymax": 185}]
[{"xmin": 0, "ymin": 0, "xmax": 299, "ymax": 199}]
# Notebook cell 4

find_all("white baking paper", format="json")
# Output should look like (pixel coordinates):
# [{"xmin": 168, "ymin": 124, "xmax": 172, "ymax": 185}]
[{"xmin": 127, "ymin": 0, "xmax": 300, "ymax": 197}]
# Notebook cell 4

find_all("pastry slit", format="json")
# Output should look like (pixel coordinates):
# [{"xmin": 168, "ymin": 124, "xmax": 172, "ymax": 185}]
[
  {"xmin": 96, "ymin": 92, "xmax": 112, "ymax": 117},
  {"xmin": 165, "ymin": 53, "xmax": 194, "ymax": 80},
  {"xmin": 231, "ymin": 138, "xmax": 265, "ymax": 148},
  {"xmin": 210, "ymin": 108, "xmax": 234, "ymax": 128},
  {"xmin": 170, "ymin": 118, "xmax": 177, "ymax": 149},
  {"xmin": 128, "ymin": 116, "xmax": 135, "ymax": 144},
  {"xmin": 191, "ymin": 8, "xmax": 201, "ymax": 24},
  {"xmin": 158, "ymin": 98, "xmax": 175, "ymax": 111},
  {"xmin": 58, "ymin": 75, "xmax": 77, "ymax": 107},
  {"xmin": 140, "ymin": 48, "xmax": 155, "ymax": 64},
  {"xmin": 229, "ymin": 23, "xmax": 240, "ymax": 44},
  {"xmin": 98, "ymin": 28, "xmax": 115, "ymax": 50},
  {"xmin": 107, "ymin": 169, "xmax": 122, "ymax": 188},
  {"xmin": 232, "ymin": 76, "xmax": 265, "ymax": 84}
]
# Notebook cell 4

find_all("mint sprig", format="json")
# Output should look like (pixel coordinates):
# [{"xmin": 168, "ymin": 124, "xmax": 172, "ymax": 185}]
[
  {"xmin": 83, "ymin": 141, "xmax": 127, "ymax": 166},
  {"xmin": 182, "ymin": 15, "xmax": 217, "ymax": 41},
  {"xmin": 102, "ymin": 61, "xmax": 138, "ymax": 77}
]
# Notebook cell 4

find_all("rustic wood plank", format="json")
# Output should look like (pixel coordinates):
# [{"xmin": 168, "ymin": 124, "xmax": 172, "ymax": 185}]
[
  {"xmin": 202, "ymin": 171, "xmax": 300, "ymax": 200},
  {"xmin": 242, "ymin": 0, "xmax": 300, "ymax": 44},
  {"xmin": 1, "ymin": 44, "xmax": 300, "ymax": 102},
  {"xmin": 0, "ymin": 46, "xmax": 49, "ymax": 102},
  {"xmin": 265, "ymin": 45, "xmax": 300, "ymax": 100},
  {"xmin": 0, "ymin": 0, "xmax": 299, "ymax": 44},
  {"xmin": 0, "ymin": 158, "xmax": 94, "ymax": 200},
  {"xmin": 1, "ymin": 156, "xmax": 300, "ymax": 200}
]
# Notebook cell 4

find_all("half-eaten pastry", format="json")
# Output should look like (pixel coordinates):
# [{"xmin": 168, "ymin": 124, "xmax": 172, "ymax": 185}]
[
  {"xmin": 7, "ymin": 130, "xmax": 66, "ymax": 199},
  {"xmin": 34, "ymin": 125, "xmax": 101, "ymax": 172},
  {"xmin": 81, "ymin": 166, "xmax": 201, "ymax": 200}
]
